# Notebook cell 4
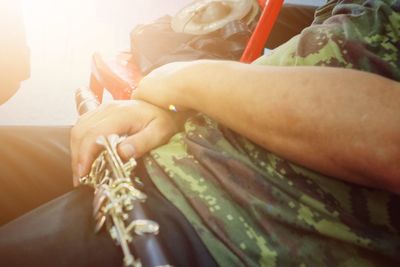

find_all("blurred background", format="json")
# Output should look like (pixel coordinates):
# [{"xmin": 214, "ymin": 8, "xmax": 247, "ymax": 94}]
[{"xmin": 0, "ymin": 0, "xmax": 324, "ymax": 125}]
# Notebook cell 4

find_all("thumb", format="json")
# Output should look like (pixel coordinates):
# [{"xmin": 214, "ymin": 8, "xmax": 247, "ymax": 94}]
[{"xmin": 117, "ymin": 121, "xmax": 171, "ymax": 160}]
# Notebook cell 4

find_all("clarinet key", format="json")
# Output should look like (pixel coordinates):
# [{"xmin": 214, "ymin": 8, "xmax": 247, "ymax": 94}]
[
  {"xmin": 129, "ymin": 219, "xmax": 160, "ymax": 235},
  {"xmin": 94, "ymin": 214, "xmax": 106, "ymax": 233},
  {"xmin": 93, "ymin": 192, "xmax": 107, "ymax": 217}
]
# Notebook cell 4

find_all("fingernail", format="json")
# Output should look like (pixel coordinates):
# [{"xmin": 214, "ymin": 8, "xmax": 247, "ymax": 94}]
[{"xmin": 120, "ymin": 143, "xmax": 136, "ymax": 158}]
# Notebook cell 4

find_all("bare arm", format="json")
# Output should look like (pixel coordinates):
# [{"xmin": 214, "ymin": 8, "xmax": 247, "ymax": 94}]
[{"xmin": 134, "ymin": 60, "xmax": 400, "ymax": 193}]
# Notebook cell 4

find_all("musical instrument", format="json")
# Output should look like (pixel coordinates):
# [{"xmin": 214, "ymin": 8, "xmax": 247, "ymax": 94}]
[{"xmin": 75, "ymin": 87, "xmax": 172, "ymax": 267}]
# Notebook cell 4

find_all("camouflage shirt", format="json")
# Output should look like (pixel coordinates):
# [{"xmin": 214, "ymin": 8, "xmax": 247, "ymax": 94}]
[{"xmin": 144, "ymin": 1, "xmax": 400, "ymax": 266}]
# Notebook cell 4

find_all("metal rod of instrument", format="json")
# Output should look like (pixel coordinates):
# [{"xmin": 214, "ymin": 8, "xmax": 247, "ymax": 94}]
[{"xmin": 75, "ymin": 86, "xmax": 172, "ymax": 267}]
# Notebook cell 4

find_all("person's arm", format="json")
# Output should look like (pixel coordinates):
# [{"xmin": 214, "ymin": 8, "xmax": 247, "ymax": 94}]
[{"xmin": 133, "ymin": 60, "xmax": 400, "ymax": 193}]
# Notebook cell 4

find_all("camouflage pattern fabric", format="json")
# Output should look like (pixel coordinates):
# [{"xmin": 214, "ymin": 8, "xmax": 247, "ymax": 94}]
[
  {"xmin": 144, "ymin": 1, "xmax": 400, "ymax": 266},
  {"xmin": 256, "ymin": 0, "xmax": 400, "ymax": 80}
]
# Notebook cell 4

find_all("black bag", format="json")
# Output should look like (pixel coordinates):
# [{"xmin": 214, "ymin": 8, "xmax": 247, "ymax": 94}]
[{"xmin": 130, "ymin": 15, "xmax": 253, "ymax": 74}]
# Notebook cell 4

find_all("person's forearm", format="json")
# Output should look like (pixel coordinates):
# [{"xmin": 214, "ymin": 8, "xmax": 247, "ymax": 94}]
[{"xmin": 178, "ymin": 60, "xmax": 400, "ymax": 193}]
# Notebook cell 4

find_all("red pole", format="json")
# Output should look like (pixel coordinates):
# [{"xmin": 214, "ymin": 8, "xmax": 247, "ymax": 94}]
[{"xmin": 240, "ymin": 0, "xmax": 284, "ymax": 63}]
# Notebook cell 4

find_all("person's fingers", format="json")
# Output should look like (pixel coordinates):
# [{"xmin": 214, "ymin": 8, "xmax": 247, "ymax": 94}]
[
  {"xmin": 70, "ymin": 104, "xmax": 138, "ymax": 185},
  {"xmin": 70, "ymin": 124, "xmax": 85, "ymax": 186},
  {"xmin": 118, "ymin": 119, "xmax": 174, "ymax": 161},
  {"xmin": 70, "ymin": 120, "xmax": 102, "ymax": 186},
  {"xmin": 75, "ymin": 115, "xmax": 136, "ymax": 179},
  {"xmin": 74, "ymin": 132, "xmax": 103, "ymax": 181},
  {"xmin": 70, "ymin": 104, "xmax": 114, "ymax": 184},
  {"xmin": 69, "ymin": 100, "xmax": 184, "ymax": 187}
]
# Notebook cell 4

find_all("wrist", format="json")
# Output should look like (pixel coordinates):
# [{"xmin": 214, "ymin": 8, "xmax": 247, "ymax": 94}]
[
  {"xmin": 170, "ymin": 61, "xmax": 203, "ymax": 110},
  {"xmin": 174, "ymin": 60, "xmax": 225, "ymax": 111}
]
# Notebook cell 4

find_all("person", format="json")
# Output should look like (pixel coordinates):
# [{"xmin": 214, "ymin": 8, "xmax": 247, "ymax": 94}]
[
  {"xmin": 1, "ymin": 0, "xmax": 400, "ymax": 266},
  {"xmin": 0, "ymin": 0, "xmax": 30, "ymax": 104}
]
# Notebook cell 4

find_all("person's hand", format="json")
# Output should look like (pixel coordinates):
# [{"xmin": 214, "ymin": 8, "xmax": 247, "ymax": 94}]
[{"xmin": 70, "ymin": 99, "xmax": 189, "ymax": 186}]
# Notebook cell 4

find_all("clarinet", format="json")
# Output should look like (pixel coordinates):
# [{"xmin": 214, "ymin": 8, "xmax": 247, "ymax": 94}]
[{"xmin": 75, "ymin": 87, "xmax": 172, "ymax": 267}]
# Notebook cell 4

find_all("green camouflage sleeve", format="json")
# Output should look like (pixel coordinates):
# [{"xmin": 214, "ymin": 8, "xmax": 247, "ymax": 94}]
[{"xmin": 145, "ymin": 0, "xmax": 400, "ymax": 266}]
